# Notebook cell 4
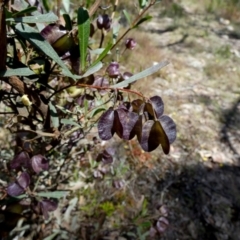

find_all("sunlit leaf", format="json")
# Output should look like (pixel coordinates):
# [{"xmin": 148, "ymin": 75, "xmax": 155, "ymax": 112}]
[
  {"xmin": 42, "ymin": 0, "xmax": 50, "ymax": 12},
  {"xmin": 63, "ymin": 0, "xmax": 70, "ymax": 13},
  {"xmin": 134, "ymin": 15, "xmax": 152, "ymax": 28},
  {"xmin": 91, "ymin": 42, "xmax": 112, "ymax": 68},
  {"xmin": 138, "ymin": 0, "xmax": 147, "ymax": 9},
  {"xmin": 123, "ymin": 9, "xmax": 131, "ymax": 26},
  {"xmin": 60, "ymin": 119, "xmax": 81, "ymax": 127},
  {"xmin": 78, "ymin": 7, "xmax": 90, "ymax": 72},
  {"xmin": 43, "ymin": 232, "xmax": 60, "ymax": 240},
  {"xmin": 82, "ymin": 61, "xmax": 103, "ymax": 78},
  {"xmin": 15, "ymin": 23, "xmax": 76, "ymax": 79},
  {"xmin": 98, "ymin": 107, "xmax": 115, "ymax": 140},
  {"xmin": 49, "ymin": 102, "xmax": 59, "ymax": 128},
  {"xmin": 0, "ymin": 67, "xmax": 35, "ymax": 77},
  {"xmin": 90, "ymin": 107, "xmax": 106, "ymax": 118},
  {"xmin": 12, "ymin": 6, "xmax": 37, "ymax": 17},
  {"xmin": 37, "ymin": 191, "xmax": 69, "ymax": 199},
  {"xmin": 7, "ymin": 12, "xmax": 58, "ymax": 23},
  {"xmin": 112, "ymin": 61, "xmax": 169, "ymax": 88}
]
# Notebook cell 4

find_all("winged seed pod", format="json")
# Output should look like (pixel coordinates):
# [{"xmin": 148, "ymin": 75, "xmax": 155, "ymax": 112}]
[{"xmin": 97, "ymin": 96, "xmax": 176, "ymax": 154}]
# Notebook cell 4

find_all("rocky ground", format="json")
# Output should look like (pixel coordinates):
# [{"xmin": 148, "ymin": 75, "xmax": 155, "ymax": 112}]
[{"xmin": 128, "ymin": 1, "xmax": 240, "ymax": 239}]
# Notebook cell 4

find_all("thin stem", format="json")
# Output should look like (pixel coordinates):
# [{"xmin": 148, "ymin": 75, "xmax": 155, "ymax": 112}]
[
  {"xmin": 76, "ymin": 83, "xmax": 147, "ymax": 99},
  {"xmin": 0, "ymin": 111, "xmax": 16, "ymax": 114},
  {"xmin": 111, "ymin": 0, "xmax": 119, "ymax": 20},
  {"xmin": 102, "ymin": 0, "xmax": 156, "ymax": 58},
  {"xmin": 99, "ymin": 29, "xmax": 104, "ymax": 48}
]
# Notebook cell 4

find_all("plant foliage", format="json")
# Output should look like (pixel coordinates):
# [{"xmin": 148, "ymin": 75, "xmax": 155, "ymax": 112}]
[{"xmin": 0, "ymin": 0, "xmax": 176, "ymax": 238}]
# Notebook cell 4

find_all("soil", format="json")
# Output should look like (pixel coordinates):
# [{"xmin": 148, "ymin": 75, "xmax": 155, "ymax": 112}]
[{"xmin": 130, "ymin": 1, "xmax": 240, "ymax": 239}]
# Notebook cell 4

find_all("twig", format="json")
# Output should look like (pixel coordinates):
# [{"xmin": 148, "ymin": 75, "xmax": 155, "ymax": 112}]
[{"xmin": 103, "ymin": 0, "xmax": 157, "ymax": 57}]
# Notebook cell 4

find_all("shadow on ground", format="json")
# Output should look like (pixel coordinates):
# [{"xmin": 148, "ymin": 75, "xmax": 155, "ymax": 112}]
[{"xmin": 143, "ymin": 99, "xmax": 240, "ymax": 240}]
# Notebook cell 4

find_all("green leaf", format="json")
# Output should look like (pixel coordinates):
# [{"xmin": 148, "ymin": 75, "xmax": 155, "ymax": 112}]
[
  {"xmin": 0, "ymin": 68, "xmax": 35, "ymax": 77},
  {"xmin": 138, "ymin": 0, "xmax": 148, "ymax": 9},
  {"xmin": 77, "ymin": 7, "xmax": 90, "ymax": 72},
  {"xmin": 82, "ymin": 61, "xmax": 103, "ymax": 78},
  {"xmin": 123, "ymin": 9, "xmax": 131, "ymax": 26},
  {"xmin": 15, "ymin": 23, "xmax": 76, "ymax": 79},
  {"xmin": 90, "ymin": 107, "xmax": 106, "ymax": 118},
  {"xmin": 42, "ymin": 0, "xmax": 50, "ymax": 12},
  {"xmin": 112, "ymin": 20, "xmax": 120, "ymax": 43},
  {"xmin": 7, "ymin": 12, "xmax": 58, "ymax": 23},
  {"xmin": 91, "ymin": 42, "xmax": 112, "ymax": 67},
  {"xmin": 60, "ymin": 118, "xmax": 81, "ymax": 127},
  {"xmin": 37, "ymin": 191, "xmax": 69, "ymax": 199},
  {"xmin": 63, "ymin": 14, "xmax": 72, "ymax": 31},
  {"xmin": 43, "ymin": 232, "xmax": 60, "ymax": 240},
  {"xmin": 62, "ymin": 0, "xmax": 71, "ymax": 13},
  {"xmin": 49, "ymin": 102, "xmax": 59, "ymax": 128},
  {"xmin": 112, "ymin": 61, "xmax": 169, "ymax": 88},
  {"xmin": 134, "ymin": 15, "xmax": 152, "ymax": 28},
  {"xmin": 12, "ymin": 6, "xmax": 37, "ymax": 17}
]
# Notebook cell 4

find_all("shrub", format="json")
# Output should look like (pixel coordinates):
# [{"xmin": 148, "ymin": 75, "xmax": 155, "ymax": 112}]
[{"xmin": 0, "ymin": 0, "xmax": 176, "ymax": 238}]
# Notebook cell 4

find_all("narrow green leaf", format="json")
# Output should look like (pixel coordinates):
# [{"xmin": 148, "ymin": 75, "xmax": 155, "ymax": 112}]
[
  {"xmin": 138, "ymin": 0, "xmax": 147, "ymax": 9},
  {"xmin": 134, "ymin": 15, "xmax": 152, "ymax": 28},
  {"xmin": 42, "ymin": 0, "xmax": 50, "ymax": 12},
  {"xmin": 0, "ymin": 68, "xmax": 35, "ymax": 77},
  {"xmin": 91, "ymin": 42, "xmax": 112, "ymax": 67},
  {"xmin": 12, "ymin": 194, "xmax": 27, "ymax": 199},
  {"xmin": 62, "ymin": 0, "xmax": 71, "ymax": 13},
  {"xmin": 78, "ymin": 7, "xmax": 90, "ymax": 72},
  {"xmin": 7, "ymin": 12, "xmax": 58, "ymax": 23},
  {"xmin": 49, "ymin": 102, "xmax": 59, "ymax": 128},
  {"xmin": 37, "ymin": 191, "xmax": 69, "ymax": 199},
  {"xmin": 82, "ymin": 61, "xmax": 103, "ymax": 78},
  {"xmin": 15, "ymin": 23, "xmax": 76, "ymax": 79},
  {"xmin": 63, "ymin": 14, "xmax": 72, "ymax": 31},
  {"xmin": 112, "ymin": 20, "xmax": 120, "ymax": 43},
  {"xmin": 84, "ymin": 98, "xmax": 89, "ymax": 114},
  {"xmin": 123, "ymin": 9, "xmax": 131, "ymax": 25},
  {"xmin": 12, "ymin": 6, "xmax": 37, "ymax": 17},
  {"xmin": 43, "ymin": 232, "xmax": 60, "ymax": 240},
  {"xmin": 90, "ymin": 107, "xmax": 106, "ymax": 118},
  {"xmin": 90, "ymin": 48, "xmax": 106, "ymax": 55},
  {"xmin": 61, "ymin": 118, "xmax": 81, "ymax": 127},
  {"xmin": 112, "ymin": 61, "xmax": 169, "ymax": 88}
]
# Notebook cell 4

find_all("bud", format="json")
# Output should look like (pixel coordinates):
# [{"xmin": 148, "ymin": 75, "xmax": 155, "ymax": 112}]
[
  {"xmin": 106, "ymin": 61, "xmax": 120, "ymax": 78},
  {"xmin": 125, "ymin": 38, "xmax": 136, "ymax": 50},
  {"xmin": 97, "ymin": 14, "xmax": 111, "ymax": 31}
]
